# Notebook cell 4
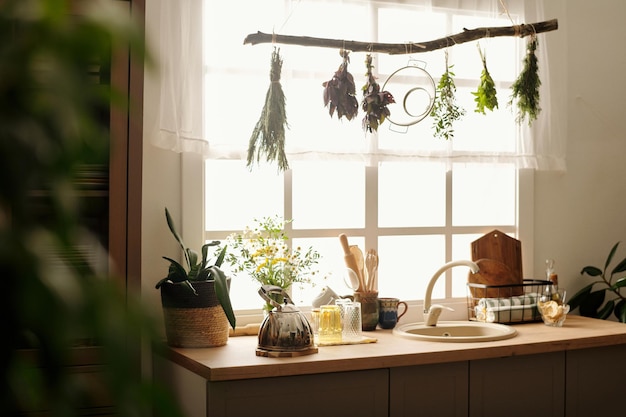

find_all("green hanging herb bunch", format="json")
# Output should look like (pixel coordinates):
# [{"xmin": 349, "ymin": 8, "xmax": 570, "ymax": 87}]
[
  {"xmin": 361, "ymin": 53, "xmax": 395, "ymax": 132},
  {"xmin": 472, "ymin": 45, "xmax": 498, "ymax": 114},
  {"xmin": 323, "ymin": 49, "xmax": 359, "ymax": 121},
  {"xmin": 509, "ymin": 35, "xmax": 541, "ymax": 125},
  {"xmin": 247, "ymin": 47, "xmax": 289, "ymax": 172},
  {"xmin": 430, "ymin": 50, "xmax": 466, "ymax": 140}
]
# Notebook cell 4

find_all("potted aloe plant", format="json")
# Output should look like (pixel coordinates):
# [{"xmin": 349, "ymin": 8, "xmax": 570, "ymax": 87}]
[{"xmin": 156, "ymin": 208, "xmax": 236, "ymax": 347}]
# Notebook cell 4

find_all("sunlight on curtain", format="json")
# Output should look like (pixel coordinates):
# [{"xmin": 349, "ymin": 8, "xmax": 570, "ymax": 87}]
[{"xmin": 154, "ymin": 0, "xmax": 565, "ymax": 170}]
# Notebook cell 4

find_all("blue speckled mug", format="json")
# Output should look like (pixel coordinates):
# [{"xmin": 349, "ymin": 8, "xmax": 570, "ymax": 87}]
[{"xmin": 378, "ymin": 297, "xmax": 408, "ymax": 329}]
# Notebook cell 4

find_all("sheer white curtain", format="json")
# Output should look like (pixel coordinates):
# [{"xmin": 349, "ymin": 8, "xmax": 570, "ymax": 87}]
[{"xmin": 154, "ymin": 0, "xmax": 565, "ymax": 170}]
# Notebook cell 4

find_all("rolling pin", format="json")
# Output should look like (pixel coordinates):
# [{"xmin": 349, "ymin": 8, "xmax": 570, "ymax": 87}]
[
  {"xmin": 229, "ymin": 323, "xmax": 260, "ymax": 337},
  {"xmin": 339, "ymin": 233, "xmax": 365, "ymax": 292}
]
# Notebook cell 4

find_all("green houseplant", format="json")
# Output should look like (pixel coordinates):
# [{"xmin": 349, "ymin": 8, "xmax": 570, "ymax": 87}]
[
  {"xmin": 569, "ymin": 242, "xmax": 626, "ymax": 322},
  {"xmin": 156, "ymin": 208, "xmax": 236, "ymax": 347}
]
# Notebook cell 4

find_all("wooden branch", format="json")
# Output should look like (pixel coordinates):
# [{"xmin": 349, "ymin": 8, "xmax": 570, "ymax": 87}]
[{"xmin": 243, "ymin": 19, "xmax": 558, "ymax": 55}]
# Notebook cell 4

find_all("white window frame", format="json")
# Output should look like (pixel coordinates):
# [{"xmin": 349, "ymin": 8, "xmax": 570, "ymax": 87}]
[{"xmin": 180, "ymin": 0, "xmax": 539, "ymax": 324}]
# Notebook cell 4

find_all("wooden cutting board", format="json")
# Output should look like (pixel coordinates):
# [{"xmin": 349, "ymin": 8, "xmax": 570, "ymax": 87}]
[
  {"xmin": 468, "ymin": 258, "xmax": 522, "ymax": 297},
  {"xmin": 469, "ymin": 230, "xmax": 523, "ymax": 297}
]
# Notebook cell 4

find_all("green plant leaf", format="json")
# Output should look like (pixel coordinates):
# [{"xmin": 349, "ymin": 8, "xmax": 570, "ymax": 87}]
[
  {"xmin": 568, "ymin": 283, "xmax": 594, "ymax": 310},
  {"xmin": 597, "ymin": 299, "xmax": 615, "ymax": 320},
  {"xmin": 581, "ymin": 266, "xmax": 603, "ymax": 277},
  {"xmin": 162, "ymin": 256, "xmax": 188, "ymax": 282},
  {"xmin": 605, "ymin": 242, "xmax": 620, "ymax": 272},
  {"xmin": 154, "ymin": 277, "xmax": 169, "ymax": 289},
  {"xmin": 611, "ymin": 277, "xmax": 626, "ymax": 290},
  {"xmin": 187, "ymin": 249, "xmax": 199, "ymax": 270},
  {"xmin": 210, "ymin": 266, "xmax": 236, "ymax": 329},
  {"xmin": 165, "ymin": 208, "xmax": 189, "ymax": 269},
  {"xmin": 215, "ymin": 245, "xmax": 227, "ymax": 268},
  {"xmin": 611, "ymin": 256, "xmax": 626, "ymax": 275},
  {"xmin": 614, "ymin": 299, "xmax": 626, "ymax": 323},
  {"xmin": 579, "ymin": 290, "xmax": 606, "ymax": 317}
]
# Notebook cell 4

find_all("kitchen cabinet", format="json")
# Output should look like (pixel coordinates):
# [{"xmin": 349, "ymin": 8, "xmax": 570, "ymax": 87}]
[
  {"xmin": 390, "ymin": 352, "xmax": 564, "ymax": 417},
  {"xmin": 468, "ymin": 352, "xmax": 565, "ymax": 417},
  {"xmin": 154, "ymin": 317, "xmax": 626, "ymax": 417},
  {"xmin": 565, "ymin": 344, "xmax": 626, "ymax": 416},
  {"xmin": 390, "ymin": 362, "xmax": 468, "ymax": 417},
  {"xmin": 207, "ymin": 369, "xmax": 389, "ymax": 417}
]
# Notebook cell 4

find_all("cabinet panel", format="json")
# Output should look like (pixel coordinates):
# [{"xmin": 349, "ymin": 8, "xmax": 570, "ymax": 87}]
[
  {"xmin": 390, "ymin": 361, "xmax": 468, "ymax": 417},
  {"xmin": 566, "ymin": 344, "xmax": 626, "ymax": 417},
  {"xmin": 207, "ymin": 369, "xmax": 389, "ymax": 417},
  {"xmin": 469, "ymin": 351, "xmax": 564, "ymax": 417}
]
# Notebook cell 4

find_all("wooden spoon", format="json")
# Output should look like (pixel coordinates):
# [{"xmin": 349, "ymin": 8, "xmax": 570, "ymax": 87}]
[{"xmin": 349, "ymin": 245, "xmax": 366, "ymax": 292}]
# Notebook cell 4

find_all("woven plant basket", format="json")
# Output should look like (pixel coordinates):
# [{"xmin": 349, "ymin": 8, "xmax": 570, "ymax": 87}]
[{"xmin": 160, "ymin": 280, "xmax": 229, "ymax": 348}]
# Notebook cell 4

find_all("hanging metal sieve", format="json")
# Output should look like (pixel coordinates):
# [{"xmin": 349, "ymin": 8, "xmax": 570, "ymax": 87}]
[{"xmin": 381, "ymin": 60, "xmax": 436, "ymax": 128}]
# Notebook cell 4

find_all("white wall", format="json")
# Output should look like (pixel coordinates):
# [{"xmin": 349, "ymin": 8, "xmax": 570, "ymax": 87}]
[
  {"xmin": 532, "ymin": 0, "xmax": 626, "ymax": 300},
  {"xmin": 142, "ymin": 0, "xmax": 626, "ymax": 316},
  {"xmin": 142, "ymin": 0, "xmax": 182, "ymax": 319}
]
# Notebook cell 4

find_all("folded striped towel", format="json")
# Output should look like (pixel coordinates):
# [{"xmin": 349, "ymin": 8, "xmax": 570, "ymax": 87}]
[
  {"xmin": 474, "ymin": 293, "xmax": 541, "ymax": 323},
  {"xmin": 477, "ymin": 293, "xmax": 539, "ymax": 308},
  {"xmin": 475, "ymin": 304, "xmax": 539, "ymax": 323}
]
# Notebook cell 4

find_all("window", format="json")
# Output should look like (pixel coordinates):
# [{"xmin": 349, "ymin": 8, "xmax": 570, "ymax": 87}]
[{"xmin": 197, "ymin": 0, "xmax": 533, "ymax": 314}]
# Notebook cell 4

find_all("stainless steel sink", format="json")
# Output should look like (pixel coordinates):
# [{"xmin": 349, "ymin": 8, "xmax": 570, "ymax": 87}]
[{"xmin": 393, "ymin": 321, "xmax": 517, "ymax": 342}]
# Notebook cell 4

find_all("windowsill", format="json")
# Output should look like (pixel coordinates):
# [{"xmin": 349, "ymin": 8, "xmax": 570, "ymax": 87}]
[{"xmin": 233, "ymin": 298, "xmax": 469, "ymax": 327}]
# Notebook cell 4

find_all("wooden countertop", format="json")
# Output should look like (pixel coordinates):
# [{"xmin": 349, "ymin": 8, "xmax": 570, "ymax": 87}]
[{"xmin": 162, "ymin": 315, "xmax": 626, "ymax": 382}]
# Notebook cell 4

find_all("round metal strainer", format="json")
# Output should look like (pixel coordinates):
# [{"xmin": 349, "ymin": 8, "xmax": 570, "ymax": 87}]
[{"xmin": 382, "ymin": 61, "xmax": 436, "ymax": 127}]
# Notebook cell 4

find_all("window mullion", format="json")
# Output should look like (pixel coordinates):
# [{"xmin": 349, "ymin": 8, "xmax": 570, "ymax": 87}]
[
  {"xmin": 445, "ymin": 168, "xmax": 453, "ymax": 298},
  {"xmin": 364, "ymin": 164, "xmax": 378, "ymax": 252},
  {"xmin": 284, "ymin": 168, "xmax": 293, "ymax": 242}
]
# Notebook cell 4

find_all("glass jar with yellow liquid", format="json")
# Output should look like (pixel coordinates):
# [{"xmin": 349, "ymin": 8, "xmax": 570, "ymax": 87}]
[{"xmin": 318, "ymin": 305, "xmax": 342, "ymax": 344}]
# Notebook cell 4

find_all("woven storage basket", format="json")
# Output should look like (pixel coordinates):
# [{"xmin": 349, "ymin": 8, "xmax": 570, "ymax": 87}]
[{"xmin": 160, "ymin": 280, "xmax": 229, "ymax": 348}]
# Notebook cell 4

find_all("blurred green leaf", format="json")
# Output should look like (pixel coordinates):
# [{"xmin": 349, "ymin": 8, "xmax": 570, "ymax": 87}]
[
  {"xmin": 579, "ymin": 290, "xmax": 606, "ymax": 317},
  {"xmin": 568, "ymin": 283, "xmax": 594, "ymax": 310},
  {"xmin": 611, "ymin": 257, "xmax": 626, "ymax": 275},
  {"xmin": 605, "ymin": 242, "xmax": 620, "ymax": 271},
  {"xmin": 612, "ymin": 277, "xmax": 626, "ymax": 290},
  {"xmin": 574, "ymin": 242, "xmax": 626, "ymax": 323},
  {"xmin": 614, "ymin": 299, "xmax": 626, "ymax": 323},
  {"xmin": 581, "ymin": 266, "xmax": 603, "ymax": 276},
  {"xmin": 597, "ymin": 300, "xmax": 615, "ymax": 320}
]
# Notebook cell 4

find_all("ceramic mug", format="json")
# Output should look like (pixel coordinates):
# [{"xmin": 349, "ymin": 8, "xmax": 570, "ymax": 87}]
[{"xmin": 378, "ymin": 297, "xmax": 408, "ymax": 329}]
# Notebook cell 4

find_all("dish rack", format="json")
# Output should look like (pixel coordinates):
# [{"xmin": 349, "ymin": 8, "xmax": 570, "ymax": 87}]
[{"xmin": 467, "ymin": 279, "xmax": 553, "ymax": 324}]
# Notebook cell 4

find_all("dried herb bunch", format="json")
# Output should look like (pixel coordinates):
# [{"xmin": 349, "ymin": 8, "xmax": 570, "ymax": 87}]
[
  {"xmin": 472, "ymin": 45, "xmax": 498, "ymax": 114},
  {"xmin": 323, "ymin": 49, "xmax": 359, "ymax": 121},
  {"xmin": 430, "ymin": 50, "xmax": 465, "ymax": 140},
  {"xmin": 361, "ymin": 54, "xmax": 395, "ymax": 132},
  {"xmin": 247, "ymin": 47, "xmax": 289, "ymax": 171},
  {"xmin": 509, "ymin": 35, "xmax": 541, "ymax": 125}
]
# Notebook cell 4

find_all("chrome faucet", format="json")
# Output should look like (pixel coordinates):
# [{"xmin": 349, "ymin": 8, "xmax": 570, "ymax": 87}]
[{"xmin": 423, "ymin": 260, "xmax": 479, "ymax": 326}]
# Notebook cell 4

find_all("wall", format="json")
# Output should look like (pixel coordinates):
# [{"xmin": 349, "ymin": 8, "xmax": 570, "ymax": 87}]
[
  {"xmin": 141, "ymin": 0, "xmax": 626, "ymax": 318},
  {"xmin": 532, "ymin": 0, "xmax": 626, "ymax": 301},
  {"xmin": 141, "ymin": 0, "xmax": 181, "ymax": 319}
]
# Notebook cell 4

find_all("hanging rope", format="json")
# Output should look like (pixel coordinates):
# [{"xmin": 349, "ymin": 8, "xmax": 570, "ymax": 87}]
[{"xmin": 243, "ymin": 19, "xmax": 557, "ymax": 55}]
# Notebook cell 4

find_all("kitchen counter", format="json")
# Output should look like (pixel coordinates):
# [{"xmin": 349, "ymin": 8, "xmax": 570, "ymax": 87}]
[{"xmin": 162, "ymin": 315, "xmax": 626, "ymax": 382}]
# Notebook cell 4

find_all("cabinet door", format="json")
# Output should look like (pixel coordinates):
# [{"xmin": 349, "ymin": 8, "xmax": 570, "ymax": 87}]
[
  {"xmin": 469, "ymin": 351, "xmax": 565, "ymax": 417},
  {"xmin": 390, "ymin": 361, "xmax": 468, "ymax": 417},
  {"xmin": 207, "ymin": 369, "xmax": 389, "ymax": 417},
  {"xmin": 566, "ymin": 344, "xmax": 626, "ymax": 417}
]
